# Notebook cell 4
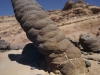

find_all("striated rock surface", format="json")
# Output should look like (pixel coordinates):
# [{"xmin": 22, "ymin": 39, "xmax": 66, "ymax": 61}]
[
  {"xmin": 11, "ymin": 0, "xmax": 86, "ymax": 75},
  {"xmin": 79, "ymin": 34, "xmax": 100, "ymax": 53}
]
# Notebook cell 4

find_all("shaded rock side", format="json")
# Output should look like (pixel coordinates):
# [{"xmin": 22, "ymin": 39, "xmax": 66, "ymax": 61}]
[
  {"xmin": 79, "ymin": 34, "xmax": 100, "ymax": 52},
  {"xmin": 22, "ymin": 43, "xmax": 44, "ymax": 63},
  {"xmin": 11, "ymin": 0, "xmax": 86, "ymax": 75}
]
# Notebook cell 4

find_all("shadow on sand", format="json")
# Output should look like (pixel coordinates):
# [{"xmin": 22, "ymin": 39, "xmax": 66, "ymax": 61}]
[{"xmin": 8, "ymin": 43, "xmax": 48, "ymax": 71}]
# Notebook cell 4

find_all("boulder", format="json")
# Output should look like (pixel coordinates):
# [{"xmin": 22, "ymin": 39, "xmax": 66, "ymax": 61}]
[
  {"xmin": 79, "ymin": 34, "xmax": 100, "ymax": 52},
  {"xmin": 0, "ymin": 39, "xmax": 10, "ymax": 51}
]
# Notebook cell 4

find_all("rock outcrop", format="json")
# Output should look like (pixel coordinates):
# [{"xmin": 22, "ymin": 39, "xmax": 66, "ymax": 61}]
[
  {"xmin": 48, "ymin": 0, "xmax": 100, "ymax": 41},
  {"xmin": 62, "ymin": 0, "xmax": 100, "ymax": 15},
  {"xmin": 11, "ymin": 0, "xmax": 86, "ymax": 75},
  {"xmin": 79, "ymin": 34, "xmax": 100, "ymax": 52},
  {"xmin": 0, "ymin": 38, "xmax": 10, "ymax": 52},
  {"xmin": 0, "ymin": 37, "xmax": 24, "ymax": 52}
]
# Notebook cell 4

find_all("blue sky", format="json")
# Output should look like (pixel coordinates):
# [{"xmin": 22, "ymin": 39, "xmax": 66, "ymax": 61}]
[{"xmin": 0, "ymin": 0, "xmax": 100, "ymax": 16}]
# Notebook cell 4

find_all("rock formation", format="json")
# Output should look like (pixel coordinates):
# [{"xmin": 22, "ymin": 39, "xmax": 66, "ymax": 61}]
[
  {"xmin": 48, "ymin": 0, "xmax": 100, "ymax": 41},
  {"xmin": 62, "ymin": 0, "xmax": 100, "ymax": 15},
  {"xmin": 79, "ymin": 34, "xmax": 100, "ymax": 53},
  {"xmin": 0, "ymin": 38, "xmax": 10, "ymax": 52},
  {"xmin": 0, "ymin": 37, "xmax": 24, "ymax": 52},
  {"xmin": 61, "ymin": 0, "xmax": 100, "ymax": 18},
  {"xmin": 11, "ymin": 0, "xmax": 86, "ymax": 75}
]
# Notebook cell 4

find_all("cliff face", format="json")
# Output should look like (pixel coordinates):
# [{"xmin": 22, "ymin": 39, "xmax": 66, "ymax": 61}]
[{"xmin": 11, "ymin": 0, "xmax": 87, "ymax": 75}]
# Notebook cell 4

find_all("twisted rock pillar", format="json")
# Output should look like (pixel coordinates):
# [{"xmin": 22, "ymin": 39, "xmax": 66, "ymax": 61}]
[{"xmin": 11, "ymin": 0, "xmax": 86, "ymax": 75}]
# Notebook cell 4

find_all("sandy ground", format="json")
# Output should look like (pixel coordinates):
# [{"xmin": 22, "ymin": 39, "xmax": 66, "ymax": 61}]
[
  {"xmin": 0, "ymin": 50, "xmax": 49, "ymax": 75},
  {"xmin": 0, "ymin": 49, "xmax": 100, "ymax": 75},
  {"xmin": 83, "ymin": 54, "xmax": 100, "ymax": 75}
]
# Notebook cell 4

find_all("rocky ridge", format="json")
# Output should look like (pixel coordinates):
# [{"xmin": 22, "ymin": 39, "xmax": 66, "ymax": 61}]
[{"xmin": 48, "ymin": 0, "xmax": 100, "ymax": 40}]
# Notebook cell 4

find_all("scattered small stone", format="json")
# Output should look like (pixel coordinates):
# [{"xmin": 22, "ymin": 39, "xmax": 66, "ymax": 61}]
[
  {"xmin": 93, "ymin": 58, "xmax": 100, "ymax": 62},
  {"xmin": 86, "ymin": 57, "xmax": 100, "ymax": 62},
  {"xmin": 85, "ymin": 61, "xmax": 91, "ymax": 67},
  {"xmin": 88, "ymin": 52, "xmax": 93, "ymax": 55},
  {"xmin": 86, "ymin": 57, "xmax": 93, "ymax": 60},
  {"xmin": 81, "ymin": 51, "xmax": 84, "ymax": 54},
  {"xmin": 36, "ymin": 74, "xmax": 42, "ymax": 75},
  {"xmin": 50, "ymin": 72, "xmax": 55, "ymax": 75},
  {"xmin": 30, "ymin": 67, "xmax": 35, "ymax": 70},
  {"xmin": 98, "ymin": 63, "xmax": 100, "ymax": 64},
  {"xmin": 54, "ymin": 70, "xmax": 61, "ymax": 74},
  {"xmin": 84, "ymin": 52, "xmax": 88, "ymax": 55}
]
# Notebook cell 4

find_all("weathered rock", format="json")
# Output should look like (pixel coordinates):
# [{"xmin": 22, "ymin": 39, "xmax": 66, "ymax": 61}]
[
  {"xmin": 0, "ymin": 39, "xmax": 10, "ymax": 51},
  {"xmin": 79, "ymin": 34, "xmax": 100, "ymax": 53},
  {"xmin": 83, "ymin": 52, "xmax": 88, "ymax": 55},
  {"xmin": 85, "ymin": 61, "xmax": 91, "ymax": 67},
  {"xmin": 11, "ymin": 0, "xmax": 86, "ymax": 75},
  {"xmin": 88, "ymin": 52, "xmax": 93, "ymax": 55},
  {"xmin": 86, "ymin": 57, "xmax": 94, "ymax": 60}
]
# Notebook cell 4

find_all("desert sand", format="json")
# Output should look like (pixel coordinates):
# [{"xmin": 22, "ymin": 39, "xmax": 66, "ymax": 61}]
[{"xmin": 0, "ymin": 50, "xmax": 49, "ymax": 75}]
